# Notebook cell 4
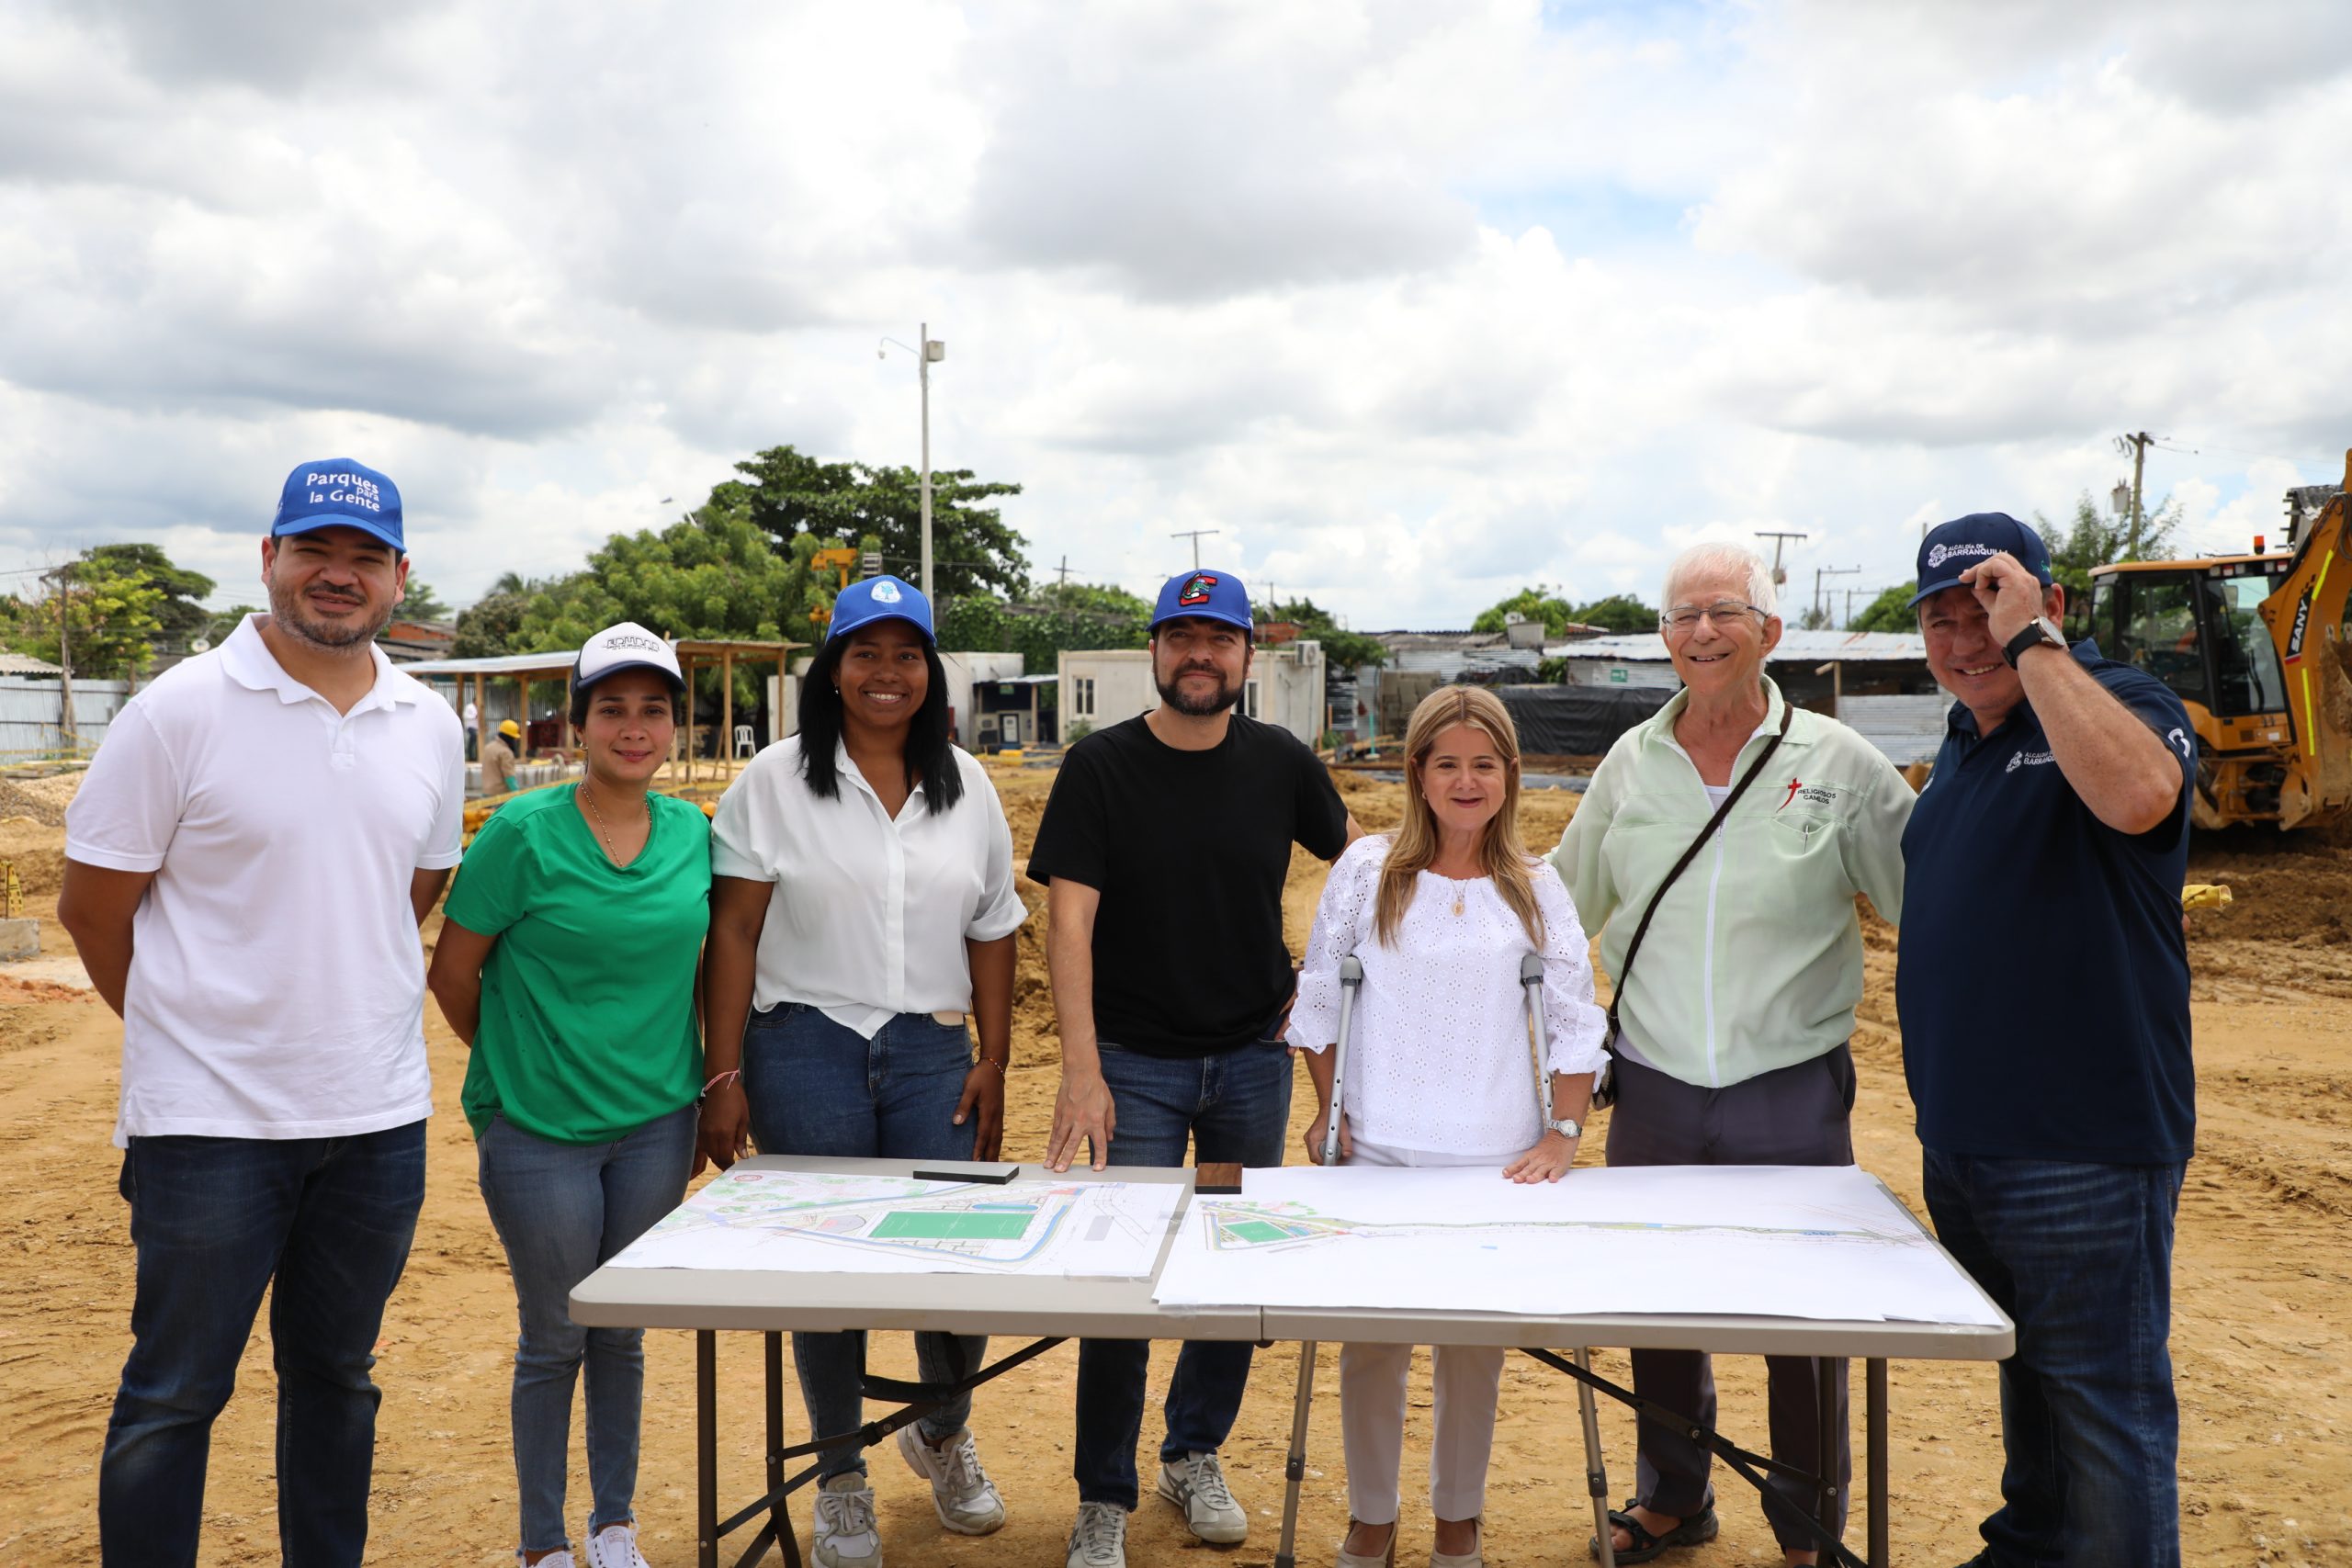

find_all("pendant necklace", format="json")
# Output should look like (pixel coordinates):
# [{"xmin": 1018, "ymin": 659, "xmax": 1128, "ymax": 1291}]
[{"xmin": 581, "ymin": 784, "xmax": 641, "ymax": 867}]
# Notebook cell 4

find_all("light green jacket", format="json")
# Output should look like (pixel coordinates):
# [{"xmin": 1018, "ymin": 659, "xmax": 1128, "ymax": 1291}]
[{"xmin": 1547, "ymin": 678, "xmax": 1913, "ymax": 1089}]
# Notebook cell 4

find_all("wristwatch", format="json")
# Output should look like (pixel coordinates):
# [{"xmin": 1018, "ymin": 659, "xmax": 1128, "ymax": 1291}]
[
  {"xmin": 2001, "ymin": 615, "xmax": 2066, "ymax": 668},
  {"xmin": 1546, "ymin": 1116, "xmax": 1583, "ymax": 1140}
]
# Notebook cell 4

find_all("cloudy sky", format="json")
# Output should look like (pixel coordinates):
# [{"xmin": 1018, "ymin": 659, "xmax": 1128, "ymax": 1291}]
[{"xmin": 5, "ymin": 0, "xmax": 2349, "ymax": 630}]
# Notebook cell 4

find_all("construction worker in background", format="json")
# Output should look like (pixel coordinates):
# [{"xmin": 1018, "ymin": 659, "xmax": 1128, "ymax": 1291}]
[
  {"xmin": 59, "ymin": 457, "xmax": 465, "ymax": 1567},
  {"xmin": 483, "ymin": 717, "xmax": 523, "ymax": 794}
]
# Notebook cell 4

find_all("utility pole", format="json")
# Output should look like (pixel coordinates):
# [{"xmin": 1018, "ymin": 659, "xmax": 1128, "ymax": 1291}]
[
  {"xmin": 1813, "ymin": 564, "xmax": 1860, "ymax": 624},
  {"xmin": 1170, "ymin": 528, "xmax": 1221, "ymax": 569},
  {"xmin": 1056, "ymin": 554, "xmax": 1071, "ymax": 590},
  {"xmin": 919, "ymin": 322, "xmax": 941, "ymax": 604},
  {"xmin": 41, "ymin": 565, "xmax": 75, "ymax": 754},
  {"xmin": 1754, "ymin": 529, "xmax": 1806, "ymax": 589},
  {"xmin": 2115, "ymin": 431, "xmax": 2153, "ymax": 557}
]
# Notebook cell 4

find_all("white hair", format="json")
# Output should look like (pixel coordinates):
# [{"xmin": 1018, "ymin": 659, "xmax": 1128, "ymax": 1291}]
[{"xmin": 1661, "ymin": 542, "xmax": 1778, "ymax": 618}]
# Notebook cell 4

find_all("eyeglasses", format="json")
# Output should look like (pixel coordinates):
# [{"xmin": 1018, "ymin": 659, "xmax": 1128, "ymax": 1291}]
[{"xmin": 1660, "ymin": 601, "xmax": 1767, "ymax": 631}]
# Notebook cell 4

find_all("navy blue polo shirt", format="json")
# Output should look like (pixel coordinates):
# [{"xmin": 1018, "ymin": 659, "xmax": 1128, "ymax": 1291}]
[{"xmin": 1896, "ymin": 641, "xmax": 2197, "ymax": 1165}]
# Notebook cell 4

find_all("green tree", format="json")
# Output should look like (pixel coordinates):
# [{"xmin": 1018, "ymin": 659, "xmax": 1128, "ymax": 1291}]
[
  {"xmin": 4, "ymin": 558, "xmax": 166, "ymax": 678},
  {"xmin": 1471, "ymin": 585, "xmax": 1576, "ymax": 637},
  {"xmin": 80, "ymin": 544, "xmax": 215, "ymax": 650},
  {"xmin": 1263, "ymin": 596, "xmax": 1385, "ymax": 670},
  {"xmin": 724, "ymin": 445, "xmax": 1028, "ymax": 600},
  {"xmin": 2038, "ymin": 490, "xmax": 2180, "ymax": 603},
  {"xmin": 1568, "ymin": 593, "xmax": 1657, "ymax": 634},
  {"xmin": 513, "ymin": 509, "xmax": 820, "ymax": 652},
  {"xmin": 452, "ymin": 590, "xmax": 540, "ymax": 657},
  {"xmin": 936, "ymin": 588, "xmax": 1150, "ymax": 671},
  {"xmin": 200, "ymin": 604, "xmax": 261, "ymax": 645},
  {"xmin": 398, "ymin": 579, "xmax": 454, "ymax": 622},
  {"xmin": 1847, "ymin": 584, "xmax": 1918, "ymax": 634}
]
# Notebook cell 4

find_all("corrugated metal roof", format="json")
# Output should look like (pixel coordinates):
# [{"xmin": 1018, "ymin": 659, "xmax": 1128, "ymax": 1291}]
[
  {"xmin": 0, "ymin": 652, "xmax": 64, "ymax": 675},
  {"xmin": 1544, "ymin": 629, "xmax": 1928, "ymax": 664},
  {"xmin": 1839, "ymin": 693, "xmax": 1953, "ymax": 765}
]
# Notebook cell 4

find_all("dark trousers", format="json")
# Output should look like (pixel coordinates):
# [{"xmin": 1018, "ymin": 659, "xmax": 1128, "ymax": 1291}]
[
  {"xmin": 1604, "ymin": 1048, "xmax": 1856, "ymax": 1550},
  {"xmin": 1922, "ymin": 1151, "xmax": 2185, "ymax": 1568},
  {"xmin": 98, "ymin": 1122, "xmax": 428, "ymax": 1568},
  {"xmin": 1073, "ymin": 1042, "xmax": 1294, "ymax": 1508},
  {"xmin": 741, "ymin": 1005, "xmax": 989, "ymax": 1480}
]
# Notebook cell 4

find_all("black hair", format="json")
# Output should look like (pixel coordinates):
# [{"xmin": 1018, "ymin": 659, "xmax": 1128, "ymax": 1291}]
[
  {"xmin": 569, "ymin": 668, "xmax": 687, "ymax": 728},
  {"xmin": 797, "ymin": 633, "xmax": 964, "ymax": 811}
]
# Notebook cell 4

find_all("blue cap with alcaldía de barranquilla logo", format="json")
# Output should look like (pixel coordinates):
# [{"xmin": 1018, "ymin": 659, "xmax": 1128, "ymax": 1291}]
[
  {"xmin": 1909, "ymin": 513, "xmax": 2052, "ymax": 607},
  {"xmin": 828, "ymin": 574, "xmax": 934, "ymax": 643},
  {"xmin": 272, "ymin": 458, "xmax": 403, "ymax": 552}
]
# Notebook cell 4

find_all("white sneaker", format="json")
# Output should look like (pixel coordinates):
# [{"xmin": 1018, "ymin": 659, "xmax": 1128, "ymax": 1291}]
[
  {"xmin": 897, "ymin": 1423, "xmax": 1008, "ymax": 1535},
  {"xmin": 518, "ymin": 1553, "xmax": 575, "ymax": 1568},
  {"xmin": 1156, "ymin": 1450, "xmax": 1248, "ymax": 1544},
  {"xmin": 584, "ymin": 1521, "xmax": 651, "ymax": 1568},
  {"xmin": 1066, "ymin": 1501, "xmax": 1128, "ymax": 1568},
  {"xmin": 812, "ymin": 1472, "xmax": 882, "ymax": 1568}
]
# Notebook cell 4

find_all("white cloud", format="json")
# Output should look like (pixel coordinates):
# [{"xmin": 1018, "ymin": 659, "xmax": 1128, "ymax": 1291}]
[{"xmin": 2, "ymin": 0, "xmax": 2348, "ymax": 633}]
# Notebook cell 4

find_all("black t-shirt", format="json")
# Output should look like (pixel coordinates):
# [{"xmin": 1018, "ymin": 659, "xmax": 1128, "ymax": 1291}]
[
  {"xmin": 1026, "ymin": 714, "xmax": 1351, "ymax": 1056},
  {"xmin": 1896, "ymin": 642, "xmax": 2198, "ymax": 1164}
]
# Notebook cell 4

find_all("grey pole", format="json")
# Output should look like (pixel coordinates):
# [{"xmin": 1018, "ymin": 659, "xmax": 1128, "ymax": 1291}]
[
  {"xmin": 919, "ymin": 321, "xmax": 933, "ymax": 605},
  {"xmin": 1276, "ymin": 953, "xmax": 1363, "ymax": 1568},
  {"xmin": 1522, "ymin": 951, "xmax": 1612, "ymax": 1565}
]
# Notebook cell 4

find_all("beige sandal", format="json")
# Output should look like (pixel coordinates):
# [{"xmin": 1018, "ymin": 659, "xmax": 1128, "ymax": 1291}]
[{"xmin": 1336, "ymin": 1520, "xmax": 1397, "ymax": 1568}]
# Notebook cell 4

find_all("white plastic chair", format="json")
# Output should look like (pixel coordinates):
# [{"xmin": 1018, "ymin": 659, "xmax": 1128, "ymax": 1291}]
[{"xmin": 734, "ymin": 724, "xmax": 756, "ymax": 757}]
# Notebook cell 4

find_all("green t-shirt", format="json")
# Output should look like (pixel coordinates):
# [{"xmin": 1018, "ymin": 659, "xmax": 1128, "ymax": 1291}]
[{"xmin": 445, "ymin": 785, "xmax": 710, "ymax": 1144}]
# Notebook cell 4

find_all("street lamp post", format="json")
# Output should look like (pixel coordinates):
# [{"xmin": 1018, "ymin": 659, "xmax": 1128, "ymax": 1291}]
[{"xmin": 879, "ymin": 324, "xmax": 946, "ymax": 604}]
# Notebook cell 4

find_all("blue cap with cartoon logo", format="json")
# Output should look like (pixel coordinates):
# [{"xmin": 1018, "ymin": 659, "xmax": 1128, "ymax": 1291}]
[
  {"xmin": 272, "ymin": 458, "xmax": 403, "ymax": 553},
  {"xmin": 828, "ymin": 574, "xmax": 934, "ymax": 643},
  {"xmin": 1909, "ymin": 513, "xmax": 2052, "ymax": 607},
  {"xmin": 1150, "ymin": 568, "xmax": 1254, "ymax": 635}
]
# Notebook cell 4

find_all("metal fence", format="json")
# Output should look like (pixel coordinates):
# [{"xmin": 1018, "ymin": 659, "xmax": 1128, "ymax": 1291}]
[{"xmin": 0, "ymin": 678, "xmax": 131, "ymax": 760}]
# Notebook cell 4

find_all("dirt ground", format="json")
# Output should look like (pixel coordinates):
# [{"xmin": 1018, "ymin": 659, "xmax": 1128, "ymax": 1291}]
[{"xmin": 2, "ymin": 763, "xmax": 2348, "ymax": 1566}]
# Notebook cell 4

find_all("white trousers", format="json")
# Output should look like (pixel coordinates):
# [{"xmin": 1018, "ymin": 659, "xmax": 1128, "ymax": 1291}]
[{"xmin": 1337, "ymin": 1138, "xmax": 1510, "ymax": 1526}]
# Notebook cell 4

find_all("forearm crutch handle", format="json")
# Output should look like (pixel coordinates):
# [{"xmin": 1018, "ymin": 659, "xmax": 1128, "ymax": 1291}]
[{"xmin": 1322, "ymin": 953, "xmax": 1364, "ymax": 1168}]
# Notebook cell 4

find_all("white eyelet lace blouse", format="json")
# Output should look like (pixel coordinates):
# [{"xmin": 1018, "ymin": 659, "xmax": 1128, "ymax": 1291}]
[{"xmin": 1286, "ymin": 834, "xmax": 1610, "ymax": 1157}]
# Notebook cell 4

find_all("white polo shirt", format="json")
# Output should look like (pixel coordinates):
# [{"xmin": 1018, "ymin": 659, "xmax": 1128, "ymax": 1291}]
[
  {"xmin": 711, "ymin": 735, "xmax": 1029, "ymax": 1037},
  {"xmin": 66, "ymin": 615, "xmax": 466, "ymax": 1146}
]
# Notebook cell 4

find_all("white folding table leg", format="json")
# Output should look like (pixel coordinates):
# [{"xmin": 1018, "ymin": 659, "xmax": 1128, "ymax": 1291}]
[{"xmin": 1576, "ymin": 1347, "xmax": 1615, "ymax": 1568}]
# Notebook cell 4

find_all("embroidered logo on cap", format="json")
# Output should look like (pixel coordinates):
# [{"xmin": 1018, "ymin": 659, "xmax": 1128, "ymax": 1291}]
[
  {"xmin": 872, "ymin": 581, "xmax": 903, "ymax": 604},
  {"xmin": 1178, "ymin": 573, "xmax": 1218, "ymax": 606},
  {"xmin": 1926, "ymin": 541, "xmax": 1996, "ymax": 570}
]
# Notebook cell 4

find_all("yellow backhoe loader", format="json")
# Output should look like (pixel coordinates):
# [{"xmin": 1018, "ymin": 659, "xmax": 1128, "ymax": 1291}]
[{"xmin": 2083, "ymin": 454, "xmax": 2350, "ymax": 830}]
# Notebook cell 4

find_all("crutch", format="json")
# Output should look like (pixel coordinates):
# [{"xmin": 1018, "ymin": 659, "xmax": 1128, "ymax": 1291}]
[
  {"xmin": 1521, "ymin": 953, "xmax": 1615, "ymax": 1568},
  {"xmin": 1274, "ymin": 953, "xmax": 1363, "ymax": 1568}
]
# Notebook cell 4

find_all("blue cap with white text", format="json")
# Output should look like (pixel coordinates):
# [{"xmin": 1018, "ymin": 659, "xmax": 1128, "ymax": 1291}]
[
  {"xmin": 1149, "ymin": 568, "xmax": 1254, "ymax": 635},
  {"xmin": 1909, "ymin": 513, "xmax": 2052, "ymax": 606},
  {"xmin": 828, "ymin": 574, "xmax": 934, "ymax": 643},
  {"xmin": 272, "ymin": 458, "xmax": 404, "ymax": 553}
]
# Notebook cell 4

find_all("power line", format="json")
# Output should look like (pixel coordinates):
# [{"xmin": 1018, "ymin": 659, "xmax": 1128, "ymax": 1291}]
[{"xmin": 2146, "ymin": 437, "xmax": 2338, "ymax": 469}]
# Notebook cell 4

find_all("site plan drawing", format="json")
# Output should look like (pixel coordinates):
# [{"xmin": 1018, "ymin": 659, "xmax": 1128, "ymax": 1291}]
[
  {"xmin": 608, "ymin": 1168, "xmax": 1183, "ymax": 1278},
  {"xmin": 1151, "ymin": 1164, "xmax": 2004, "ymax": 1325}
]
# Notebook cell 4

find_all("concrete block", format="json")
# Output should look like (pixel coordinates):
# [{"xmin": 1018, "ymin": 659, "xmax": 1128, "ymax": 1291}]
[{"xmin": 0, "ymin": 918, "xmax": 37, "ymax": 963}]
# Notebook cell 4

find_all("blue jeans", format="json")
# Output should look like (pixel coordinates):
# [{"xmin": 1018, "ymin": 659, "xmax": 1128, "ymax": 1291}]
[
  {"xmin": 477, "ymin": 1104, "xmax": 697, "ymax": 1554},
  {"xmin": 1921, "ymin": 1151, "xmax": 2187, "ymax": 1568},
  {"xmin": 1074, "ymin": 1041, "xmax": 1294, "ymax": 1508},
  {"xmin": 742, "ymin": 1004, "xmax": 989, "ymax": 1479},
  {"xmin": 98, "ymin": 1121, "xmax": 427, "ymax": 1568}
]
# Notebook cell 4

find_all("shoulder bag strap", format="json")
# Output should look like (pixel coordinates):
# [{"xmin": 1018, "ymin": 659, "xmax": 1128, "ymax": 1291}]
[{"xmin": 1600, "ymin": 700, "xmax": 1796, "ymax": 1079}]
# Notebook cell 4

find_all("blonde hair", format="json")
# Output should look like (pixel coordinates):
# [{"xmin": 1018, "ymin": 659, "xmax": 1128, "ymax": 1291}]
[{"xmin": 1374, "ymin": 684, "xmax": 1545, "ymax": 951}]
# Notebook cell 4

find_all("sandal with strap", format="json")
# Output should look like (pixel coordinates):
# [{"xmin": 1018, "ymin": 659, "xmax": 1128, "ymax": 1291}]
[{"xmin": 1589, "ymin": 1500, "xmax": 1719, "ymax": 1563}]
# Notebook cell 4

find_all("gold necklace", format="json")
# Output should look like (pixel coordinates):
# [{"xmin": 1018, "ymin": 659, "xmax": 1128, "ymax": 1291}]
[{"xmin": 580, "ymin": 783, "xmax": 646, "ymax": 866}]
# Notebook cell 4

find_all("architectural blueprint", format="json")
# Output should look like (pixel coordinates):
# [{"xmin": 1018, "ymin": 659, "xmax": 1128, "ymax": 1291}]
[
  {"xmin": 606, "ymin": 1168, "xmax": 1183, "ymax": 1277},
  {"xmin": 1151, "ymin": 1164, "xmax": 2005, "ymax": 1325}
]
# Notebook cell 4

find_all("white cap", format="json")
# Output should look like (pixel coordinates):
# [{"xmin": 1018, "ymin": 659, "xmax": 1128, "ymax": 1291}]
[{"xmin": 573, "ymin": 621, "xmax": 684, "ymax": 692}]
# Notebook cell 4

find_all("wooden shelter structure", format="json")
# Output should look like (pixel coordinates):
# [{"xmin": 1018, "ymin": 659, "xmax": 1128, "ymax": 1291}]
[{"xmin": 402, "ymin": 637, "xmax": 801, "ymax": 788}]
